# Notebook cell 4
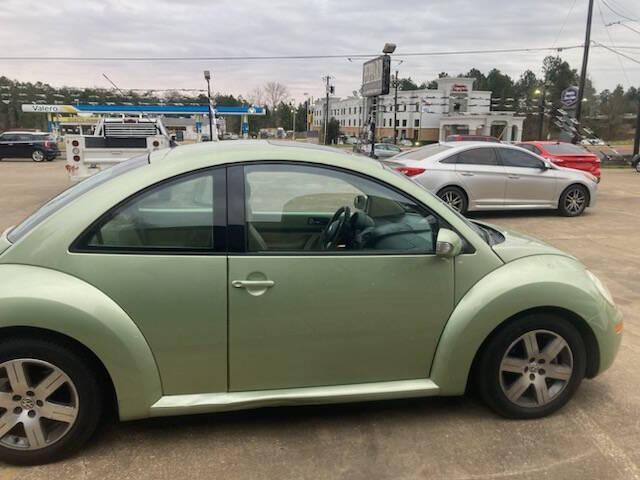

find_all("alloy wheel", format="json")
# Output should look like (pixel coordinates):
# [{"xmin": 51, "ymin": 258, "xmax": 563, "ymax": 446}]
[
  {"xmin": 0, "ymin": 359, "xmax": 78, "ymax": 450},
  {"xmin": 440, "ymin": 191, "xmax": 463, "ymax": 212},
  {"xmin": 564, "ymin": 187, "xmax": 586, "ymax": 215},
  {"xmin": 32, "ymin": 150, "xmax": 44, "ymax": 162},
  {"xmin": 499, "ymin": 330, "xmax": 574, "ymax": 408}
]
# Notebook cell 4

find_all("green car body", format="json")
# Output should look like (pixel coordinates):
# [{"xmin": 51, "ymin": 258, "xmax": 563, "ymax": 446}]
[{"xmin": 0, "ymin": 141, "xmax": 622, "ymax": 428}]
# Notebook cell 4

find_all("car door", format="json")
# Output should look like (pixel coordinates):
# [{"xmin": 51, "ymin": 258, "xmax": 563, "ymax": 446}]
[
  {"xmin": 454, "ymin": 147, "xmax": 506, "ymax": 208},
  {"xmin": 0, "ymin": 133, "xmax": 18, "ymax": 158},
  {"xmin": 64, "ymin": 168, "xmax": 229, "ymax": 395},
  {"xmin": 498, "ymin": 147, "xmax": 558, "ymax": 207},
  {"xmin": 227, "ymin": 163, "xmax": 455, "ymax": 392}
]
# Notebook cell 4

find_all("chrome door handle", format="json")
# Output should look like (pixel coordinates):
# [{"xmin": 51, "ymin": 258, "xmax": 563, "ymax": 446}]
[
  {"xmin": 460, "ymin": 172, "xmax": 474, "ymax": 176},
  {"xmin": 232, "ymin": 280, "xmax": 275, "ymax": 289},
  {"xmin": 508, "ymin": 175, "xmax": 520, "ymax": 179}
]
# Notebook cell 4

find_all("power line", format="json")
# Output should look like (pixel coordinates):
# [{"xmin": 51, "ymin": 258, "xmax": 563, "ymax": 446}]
[
  {"xmin": 553, "ymin": 0, "xmax": 580, "ymax": 47},
  {"xmin": 601, "ymin": 0, "xmax": 638, "ymax": 22},
  {"xmin": 0, "ymin": 45, "xmax": 594, "ymax": 62},
  {"xmin": 618, "ymin": 22, "xmax": 640, "ymax": 35},
  {"xmin": 598, "ymin": 0, "xmax": 631, "ymax": 85},
  {"xmin": 593, "ymin": 40, "xmax": 640, "ymax": 65},
  {"xmin": 605, "ymin": 0, "xmax": 638, "ymax": 21}
]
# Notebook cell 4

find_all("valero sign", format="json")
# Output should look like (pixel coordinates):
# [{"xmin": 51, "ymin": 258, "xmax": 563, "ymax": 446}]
[{"xmin": 21, "ymin": 104, "xmax": 78, "ymax": 114}]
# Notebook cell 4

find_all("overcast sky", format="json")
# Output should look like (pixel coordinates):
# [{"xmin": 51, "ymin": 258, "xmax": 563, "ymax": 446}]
[{"xmin": 0, "ymin": 0, "xmax": 638, "ymax": 101}]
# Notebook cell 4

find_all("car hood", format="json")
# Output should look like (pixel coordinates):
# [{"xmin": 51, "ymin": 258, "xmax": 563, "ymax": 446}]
[{"xmin": 474, "ymin": 221, "xmax": 573, "ymax": 263}]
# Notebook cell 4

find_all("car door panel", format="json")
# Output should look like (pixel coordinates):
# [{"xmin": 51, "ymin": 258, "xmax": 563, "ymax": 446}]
[
  {"xmin": 229, "ymin": 163, "xmax": 456, "ymax": 392},
  {"xmin": 499, "ymin": 149, "xmax": 558, "ymax": 207},
  {"xmin": 454, "ymin": 148, "xmax": 506, "ymax": 208},
  {"xmin": 228, "ymin": 255, "xmax": 454, "ymax": 391}
]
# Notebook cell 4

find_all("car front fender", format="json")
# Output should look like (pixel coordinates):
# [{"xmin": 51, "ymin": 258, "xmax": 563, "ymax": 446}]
[
  {"xmin": 0, "ymin": 264, "xmax": 162, "ymax": 420},
  {"xmin": 430, "ymin": 254, "xmax": 621, "ymax": 395}
]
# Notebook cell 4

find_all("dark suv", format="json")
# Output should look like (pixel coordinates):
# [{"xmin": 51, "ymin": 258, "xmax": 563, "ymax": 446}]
[{"xmin": 0, "ymin": 131, "xmax": 59, "ymax": 162}]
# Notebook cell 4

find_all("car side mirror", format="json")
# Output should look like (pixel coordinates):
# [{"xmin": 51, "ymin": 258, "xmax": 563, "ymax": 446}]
[
  {"xmin": 436, "ymin": 228, "xmax": 462, "ymax": 258},
  {"xmin": 541, "ymin": 160, "xmax": 552, "ymax": 170}
]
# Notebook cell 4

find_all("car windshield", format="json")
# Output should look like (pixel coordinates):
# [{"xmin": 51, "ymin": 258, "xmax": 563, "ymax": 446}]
[
  {"xmin": 544, "ymin": 143, "xmax": 588, "ymax": 155},
  {"xmin": 396, "ymin": 144, "xmax": 452, "ymax": 161},
  {"xmin": 7, "ymin": 154, "xmax": 149, "ymax": 243}
]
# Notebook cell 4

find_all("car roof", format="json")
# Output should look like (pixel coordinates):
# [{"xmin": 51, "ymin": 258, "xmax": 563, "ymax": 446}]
[{"xmin": 149, "ymin": 140, "xmax": 382, "ymax": 177}]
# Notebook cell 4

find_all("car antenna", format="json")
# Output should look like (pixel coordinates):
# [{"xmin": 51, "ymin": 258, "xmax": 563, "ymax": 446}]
[
  {"xmin": 102, "ymin": 73, "xmax": 152, "ymax": 120},
  {"xmin": 102, "ymin": 73, "xmax": 176, "ymax": 147}
]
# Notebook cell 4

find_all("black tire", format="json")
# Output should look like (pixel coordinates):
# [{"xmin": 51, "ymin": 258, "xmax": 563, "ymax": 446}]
[
  {"xmin": 476, "ymin": 313, "xmax": 586, "ymax": 419},
  {"xmin": 31, "ymin": 149, "xmax": 45, "ymax": 162},
  {"xmin": 437, "ymin": 186, "xmax": 468, "ymax": 214},
  {"xmin": 0, "ymin": 339, "xmax": 102, "ymax": 465},
  {"xmin": 558, "ymin": 184, "xmax": 589, "ymax": 217}
]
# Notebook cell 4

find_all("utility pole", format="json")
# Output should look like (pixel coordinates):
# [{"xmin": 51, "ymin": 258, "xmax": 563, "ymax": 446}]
[
  {"xmin": 393, "ymin": 71, "xmax": 399, "ymax": 144},
  {"xmin": 291, "ymin": 102, "xmax": 296, "ymax": 141},
  {"xmin": 323, "ymin": 76, "xmax": 331, "ymax": 145},
  {"xmin": 204, "ymin": 70, "xmax": 213, "ymax": 141},
  {"xmin": 575, "ymin": 0, "xmax": 594, "ymax": 127},
  {"xmin": 634, "ymin": 96, "xmax": 640, "ymax": 157}
]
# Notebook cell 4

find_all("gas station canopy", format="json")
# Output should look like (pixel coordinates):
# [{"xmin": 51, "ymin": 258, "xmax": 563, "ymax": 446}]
[{"xmin": 21, "ymin": 104, "xmax": 265, "ymax": 116}]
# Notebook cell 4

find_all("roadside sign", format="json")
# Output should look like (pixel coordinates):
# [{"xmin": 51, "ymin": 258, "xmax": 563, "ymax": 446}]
[
  {"xmin": 560, "ymin": 86, "xmax": 579, "ymax": 108},
  {"xmin": 362, "ymin": 55, "xmax": 391, "ymax": 97}
]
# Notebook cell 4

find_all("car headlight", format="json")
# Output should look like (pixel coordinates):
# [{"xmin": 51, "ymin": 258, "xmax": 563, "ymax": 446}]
[{"xmin": 586, "ymin": 270, "xmax": 615, "ymax": 305}]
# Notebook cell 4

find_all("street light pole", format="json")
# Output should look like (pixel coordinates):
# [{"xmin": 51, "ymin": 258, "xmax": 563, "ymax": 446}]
[{"xmin": 204, "ymin": 70, "xmax": 213, "ymax": 141}]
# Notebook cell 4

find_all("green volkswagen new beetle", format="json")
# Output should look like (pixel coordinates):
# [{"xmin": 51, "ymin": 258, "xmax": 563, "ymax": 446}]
[{"xmin": 0, "ymin": 141, "xmax": 623, "ymax": 464}]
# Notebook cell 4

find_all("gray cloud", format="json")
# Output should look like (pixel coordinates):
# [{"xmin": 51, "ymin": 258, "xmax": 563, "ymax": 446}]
[{"xmin": 0, "ymin": 0, "xmax": 637, "ymax": 101}]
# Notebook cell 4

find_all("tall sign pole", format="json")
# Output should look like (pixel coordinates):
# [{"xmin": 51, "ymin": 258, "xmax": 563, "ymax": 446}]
[
  {"xmin": 393, "ymin": 71, "xmax": 399, "ymax": 144},
  {"xmin": 362, "ymin": 44, "xmax": 393, "ymax": 158},
  {"xmin": 575, "ymin": 0, "xmax": 594, "ymax": 127},
  {"xmin": 204, "ymin": 70, "xmax": 214, "ymax": 141}
]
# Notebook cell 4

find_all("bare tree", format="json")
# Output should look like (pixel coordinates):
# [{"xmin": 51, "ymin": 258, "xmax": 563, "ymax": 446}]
[
  {"xmin": 246, "ymin": 87, "xmax": 265, "ymax": 106},
  {"xmin": 263, "ymin": 81, "xmax": 290, "ymax": 108}
]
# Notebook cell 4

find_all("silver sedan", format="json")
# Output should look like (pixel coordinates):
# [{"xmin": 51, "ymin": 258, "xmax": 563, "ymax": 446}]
[{"xmin": 385, "ymin": 142, "xmax": 598, "ymax": 216}]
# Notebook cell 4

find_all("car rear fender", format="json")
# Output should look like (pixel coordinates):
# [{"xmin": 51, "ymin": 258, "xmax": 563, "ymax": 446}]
[
  {"xmin": 430, "ymin": 255, "xmax": 613, "ymax": 395},
  {"xmin": 0, "ymin": 264, "xmax": 162, "ymax": 420}
]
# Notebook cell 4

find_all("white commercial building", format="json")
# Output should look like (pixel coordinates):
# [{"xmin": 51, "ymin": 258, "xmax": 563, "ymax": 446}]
[{"xmin": 311, "ymin": 77, "xmax": 524, "ymax": 143}]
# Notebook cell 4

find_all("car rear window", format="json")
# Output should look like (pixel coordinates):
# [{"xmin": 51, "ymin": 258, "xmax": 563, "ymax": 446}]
[
  {"xmin": 7, "ymin": 154, "xmax": 149, "ymax": 243},
  {"xmin": 544, "ymin": 143, "xmax": 588, "ymax": 155},
  {"xmin": 396, "ymin": 144, "xmax": 451, "ymax": 161}
]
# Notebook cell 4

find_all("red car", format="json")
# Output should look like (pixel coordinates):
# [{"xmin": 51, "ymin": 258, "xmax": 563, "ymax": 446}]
[{"xmin": 518, "ymin": 141, "xmax": 601, "ymax": 181}]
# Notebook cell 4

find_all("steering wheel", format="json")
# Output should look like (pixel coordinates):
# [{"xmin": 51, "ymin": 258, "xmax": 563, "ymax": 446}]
[{"xmin": 320, "ymin": 206, "xmax": 351, "ymax": 250}]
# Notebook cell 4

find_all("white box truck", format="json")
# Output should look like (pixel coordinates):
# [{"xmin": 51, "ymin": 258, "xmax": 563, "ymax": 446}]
[{"xmin": 65, "ymin": 117, "xmax": 172, "ymax": 181}]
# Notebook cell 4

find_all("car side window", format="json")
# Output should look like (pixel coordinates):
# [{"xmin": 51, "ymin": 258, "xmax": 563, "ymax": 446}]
[
  {"xmin": 244, "ymin": 164, "xmax": 440, "ymax": 254},
  {"xmin": 75, "ymin": 169, "xmax": 225, "ymax": 252},
  {"xmin": 457, "ymin": 148, "xmax": 498, "ymax": 166},
  {"xmin": 500, "ymin": 149, "xmax": 544, "ymax": 169}
]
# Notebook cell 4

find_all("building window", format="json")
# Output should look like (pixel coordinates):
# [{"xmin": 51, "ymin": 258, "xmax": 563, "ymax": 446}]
[
  {"xmin": 402, "ymin": 119, "xmax": 407, "ymax": 127},
  {"xmin": 395, "ymin": 119, "xmax": 399, "ymax": 127},
  {"xmin": 414, "ymin": 119, "xmax": 420, "ymax": 128}
]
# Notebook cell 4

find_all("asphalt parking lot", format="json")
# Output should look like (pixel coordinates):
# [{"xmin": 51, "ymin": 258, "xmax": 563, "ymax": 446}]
[{"xmin": 0, "ymin": 158, "xmax": 639, "ymax": 480}]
